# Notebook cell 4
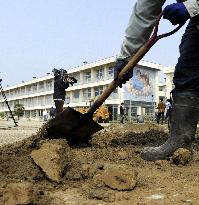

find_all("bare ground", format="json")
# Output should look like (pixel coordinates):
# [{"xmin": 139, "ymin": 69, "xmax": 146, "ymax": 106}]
[{"xmin": 0, "ymin": 120, "xmax": 199, "ymax": 205}]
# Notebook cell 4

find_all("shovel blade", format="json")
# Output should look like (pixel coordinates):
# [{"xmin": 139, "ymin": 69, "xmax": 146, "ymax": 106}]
[{"xmin": 45, "ymin": 107, "xmax": 103, "ymax": 145}]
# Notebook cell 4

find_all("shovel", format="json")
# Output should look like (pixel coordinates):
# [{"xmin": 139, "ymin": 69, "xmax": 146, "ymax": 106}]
[{"xmin": 45, "ymin": 13, "xmax": 183, "ymax": 145}]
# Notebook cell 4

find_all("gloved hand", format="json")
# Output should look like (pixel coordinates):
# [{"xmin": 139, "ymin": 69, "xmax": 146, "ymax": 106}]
[
  {"xmin": 113, "ymin": 60, "xmax": 133, "ymax": 88},
  {"xmin": 163, "ymin": 3, "xmax": 190, "ymax": 25}
]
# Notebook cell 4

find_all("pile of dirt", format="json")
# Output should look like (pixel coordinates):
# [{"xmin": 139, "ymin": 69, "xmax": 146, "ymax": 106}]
[
  {"xmin": 0, "ymin": 123, "xmax": 166, "ymax": 180},
  {"xmin": 1, "ymin": 122, "xmax": 199, "ymax": 204},
  {"xmin": 91, "ymin": 122, "xmax": 166, "ymax": 146}
]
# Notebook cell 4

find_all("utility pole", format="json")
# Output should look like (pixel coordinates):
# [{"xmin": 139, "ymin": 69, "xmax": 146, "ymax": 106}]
[
  {"xmin": 152, "ymin": 94, "xmax": 156, "ymax": 121},
  {"xmin": 164, "ymin": 77, "xmax": 167, "ymax": 99}
]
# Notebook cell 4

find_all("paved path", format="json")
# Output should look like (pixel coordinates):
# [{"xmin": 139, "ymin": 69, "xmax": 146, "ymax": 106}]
[{"xmin": 0, "ymin": 119, "xmax": 44, "ymax": 146}]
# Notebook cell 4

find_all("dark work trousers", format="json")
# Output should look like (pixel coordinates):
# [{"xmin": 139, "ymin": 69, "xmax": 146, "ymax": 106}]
[
  {"xmin": 120, "ymin": 114, "xmax": 128, "ymax": 123},
  {"xmin": 165, "ymin": 109, "xmax": 172, "ymax": 122},
  {"xmin": 174, "ymin": 20, "xmax": 199, "ymax": 92},
  {"xmin": 54, "ymin": 100, "xmax": 64, "ymax": 116},
  {"xmin": 157, "ymin": 112, "xmax": 164, "ymax": 124},
  {"xmin": 120, "ymin": 114, "xmax": 128, "ymax": 124}
]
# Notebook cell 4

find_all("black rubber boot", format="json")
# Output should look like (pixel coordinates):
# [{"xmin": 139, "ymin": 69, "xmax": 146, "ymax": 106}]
[{"xmin": 141, "ymin": 91, "xmax": 199, "ymax": 161}]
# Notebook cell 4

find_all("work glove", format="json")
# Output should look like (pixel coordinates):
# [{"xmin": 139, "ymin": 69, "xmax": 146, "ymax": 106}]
[
  {"xmin": 113, "ymin": 60, "xmax": 133, "ymax": 88},
  {"xmin": 163, "ymin": 3, "xmax": 190, "ymax": 25}
]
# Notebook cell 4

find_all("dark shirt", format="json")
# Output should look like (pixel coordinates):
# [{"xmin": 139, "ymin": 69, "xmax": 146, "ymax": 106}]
[
  {"xmin": 53, "ymin": 77, "xmax": 69, "ymax": 101},
  {"xmin": 120, "ymin": 105, "xmax": 126, "ymax": 115}
]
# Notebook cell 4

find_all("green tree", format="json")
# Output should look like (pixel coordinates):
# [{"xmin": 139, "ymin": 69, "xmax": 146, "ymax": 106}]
[
  {"xmin": 14, "ymin": 102, "xmax": 25, "ymax": 120},
  {"xmin": 0, "ymin": 112, "xmax": 5, "ymax": 118}
]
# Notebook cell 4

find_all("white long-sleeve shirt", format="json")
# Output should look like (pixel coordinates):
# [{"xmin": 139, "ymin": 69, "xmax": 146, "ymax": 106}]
[{"xmin": 117, "ymin": 0, "xmax": 199, "ymax": 60}]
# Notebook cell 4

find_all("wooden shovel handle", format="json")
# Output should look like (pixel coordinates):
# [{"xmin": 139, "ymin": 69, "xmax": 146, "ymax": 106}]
[
  {"xmin": 88, "ymin": 45, "xmax": 149, "ymax": 114},
  {"xmin": 88, "ymin": 13, "xmax": 183, "ymax": 114}
]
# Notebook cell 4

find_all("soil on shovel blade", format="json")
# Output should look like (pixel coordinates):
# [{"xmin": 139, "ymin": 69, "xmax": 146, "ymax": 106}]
[{"xmin": 0, "ymin": 122, "xmax": 199, "ymax": 205}]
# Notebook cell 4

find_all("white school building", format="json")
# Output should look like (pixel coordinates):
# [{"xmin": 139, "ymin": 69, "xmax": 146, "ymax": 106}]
[{"xmin": 0, "ymin": 56, "xmax": 174, "ymax": 121}]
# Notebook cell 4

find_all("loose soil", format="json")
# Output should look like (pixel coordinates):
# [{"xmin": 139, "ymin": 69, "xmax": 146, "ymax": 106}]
[{"xmin": 0, "ymin": 122, "xmax": 199, "ymax": 205}]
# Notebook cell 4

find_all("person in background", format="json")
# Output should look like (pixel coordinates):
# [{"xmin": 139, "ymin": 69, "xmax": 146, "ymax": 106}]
[
  {"xmin": 53, "ymin": 69, "xmax": 69, "ymax": 116},
  {"xmin": 49, "ymin": 106, "xmax": 56, "ymax": 118},
  {"xmin": 165, "ymin": 99, "xmax": 172, "ymax": 123},
  {"xmin": 120, "ymin": 103, "xmax": 128, "ymax": 124},
  {"xmin": 43, "ymin": 109, "xmax": 49, "ymax": 121},
  {"xmin": 156, "ymin": 98, "xmax": 166, "ymax": 125}
]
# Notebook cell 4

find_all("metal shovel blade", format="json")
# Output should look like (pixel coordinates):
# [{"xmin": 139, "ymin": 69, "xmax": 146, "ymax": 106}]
[{"xmin": 45, "ymin": 107, "xmax": 103, "ymax": 145}]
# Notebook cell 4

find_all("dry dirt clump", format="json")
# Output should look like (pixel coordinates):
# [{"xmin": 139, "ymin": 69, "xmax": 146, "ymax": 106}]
[
  {"xmin": 171, "ymin": 148, "xmax": 192, "ymax": 165},
  {"xmin": 1, "ymin": 122, "xmax": 199, "ymax": 204}
]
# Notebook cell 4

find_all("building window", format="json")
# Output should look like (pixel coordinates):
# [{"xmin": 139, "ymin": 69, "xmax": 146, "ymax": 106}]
[
  {"xmin": 14, "ymin": 89, "xmax": 18, "ymax": 96},
  {"xmin": 94, "ymin": 86, "xmax": 103, "ymax": 97},
  {"xmin": 145, "ymin": 107, "xmax": 153, "ymax": 115},
  {"xmin": 10, "ymin": 90, "xmax": 13, "ymax": 96},
  {"xmin": 31, "ymin": 110, "xmax": 37, "ymax": 118},
  {"xmin": 107, "ymin": 87, "xmax": 118, "ymax": 99},
  {"xmin": 21, "ymin": 87, "xmax": 25, "ymax": 94},
  {"xmin": 9, "ymin": 101, "xmax": 13, "ymax": 108},
  {"xmin": 25, "ymin": 110, "xmax": 30, "ymax": 118},
  {"xmin": 37, "ymin": 96, "xmax": 45, "ymax": 106},
  {"xmin": 5, "ymin": 91, "xmax": 9, "ymax": 97},
  {"xmin": 96, "ymin": 68, "xmax": 104, "ymax": 80},
  {"xmin": 72, "ymin": 73, "xmax": 80, "ymax": 84},
  {"xmin": 46, "ymin": 80, "xmax": 52, "ymax": 89},
  {"xmin": 65, "ymin": 92, "xmax": 70, "ymax": 99},
  {"xmin": 32, "ymin": 84, "xmax": 37, "ymax": 91},
  {"xmin": 131, "ymin": 107, "xmax": 137, "ymax": 117},
  {"xmin": 26, "ymin": 98, "xmax": 31, "ymax": 107},
  {"xmin": 84, "ymin": 71, "xmax": 91, "ymax": 83},
  {"xmin": 31, "ymin": 97, "xmax": 37, "ymax": 106},
  {"xmin": 83, "ymin": 88, "xmax": 91, "ymax": 100},
  {"xmin": 39, "ymin": 82, "xmax": 44, "ymax": 90},
  {"xmin": 73, "ymin": 90, "xmax": 79, "ymax": 99},
  {"xmin": 159, "ymin": 87, "xmax": 165, "ymax": 91},
  {"xmin": 108, "ymin": 67, "xmax": 113, "ymax": 77},
  {"xmin": 45, "ymin": 95, "xmax": 52, "ymax": 105},
  {"xmin": 26, "ymin": 86, "xmax": 31, "ymax": 92},
  {"xmin": 113, "ymin": 88, "xmax": 118, "ymax": 94},
  {"xmin": 65, "ymin": 92, "xmax": 70, "ymax": 104}
]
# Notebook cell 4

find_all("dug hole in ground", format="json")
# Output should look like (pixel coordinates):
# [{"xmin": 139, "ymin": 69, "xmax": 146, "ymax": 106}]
[{"xmin": 0, "ymin": 119, "xmax": 199, "ymax": 205}]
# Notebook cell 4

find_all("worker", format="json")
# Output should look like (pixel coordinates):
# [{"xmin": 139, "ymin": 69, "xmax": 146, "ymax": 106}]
[
  {"xmin": 113, "ymin": 0, "xmax": 199, "ymax": 161},
  {"xmin": 49, "ymin": 106, "xmax": 56, "ymax": 118},
  {"xmin": 165, "ymin": 99, "xmax": 172, "ymax": 123},
  {"xmin": 53, "ymin": 69, "xmax": 69, "ymax": 116},
  {"xmin": 156, "ymin": 98, "xmax": 166, "ymax": 125},
  {"xmin": 43, "ymin": 109, "xmax": 49, "ymax": 121},
  {"xmin": 120, "ymin": 103, "xmax": 128, "ymax": 124}
]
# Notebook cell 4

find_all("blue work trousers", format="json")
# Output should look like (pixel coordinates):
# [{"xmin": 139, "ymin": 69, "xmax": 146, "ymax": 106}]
[{"xmin": 174, "ymin": 20, "xmax": 199, "ymax": 91}]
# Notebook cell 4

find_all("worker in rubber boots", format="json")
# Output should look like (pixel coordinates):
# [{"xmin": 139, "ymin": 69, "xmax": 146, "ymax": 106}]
[
  {"xmin": 53, "ymin": 69, "xmax": 69, "ymax": 116},
  {"xmin": 113, "ymin": 0, "xmax": 199, "ymax": 161}
]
